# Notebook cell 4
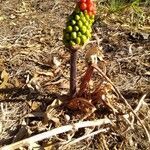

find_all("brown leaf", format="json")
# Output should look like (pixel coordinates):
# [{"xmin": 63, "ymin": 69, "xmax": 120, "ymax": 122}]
[
  {"xmin": 14, "ymin": 77, "xmax": 20, "ymax": 87},
  {"xmin": 13, "ymin": 125, "xmax": 28, "ymax": 142},
  {"xmin": 0, "ymin": 70, "xmax": 9, "ymax": 89},
  {"xmin": 30, "ymin": 101, "xmax": 42, "ymax": 111},
  {"xmin": 85, "ymin": 46, "xmax": 104, "ymax": 64},
  {"xmin": 36, "ymin": 71, "xmax": 54, "ymax": 77},
  {"xmin": 52, "ymin": 57, "xmax": 61, "ymax": 68},
  {"xmin": 67, "ymin": 98, "xmax": 96, "ymax": 113},
  {"xmin": 27, "ymin": 73, "xmax": 41, "ymax": 92},
  {"xmin": 78, "ymin": 65, "xmax": 94, "ymax": 97},
  {"xmin": 43, "ymin": 104, "xmax": 61, "ymax": 126},
  {"xmin": 42, "ymin": 141, "xmax": 55, "ymax": 150},
  {"xmin": 92, "ymin": 82, "xmax": 112, "ymax": 102}
]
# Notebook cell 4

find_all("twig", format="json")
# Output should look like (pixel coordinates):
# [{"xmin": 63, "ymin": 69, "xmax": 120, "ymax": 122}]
[
  {"xmin": 63, "ymin": 128, "xmax": 109, "ymax": 148},
  {"xmin": 1, "ymin": 118, "xmax": 111, "ymax": 150},
  {"xmin": 123, "ymin": 93, "xmax": 147, "ymax": 131},
  {"xmin": 92, "ymin": 64, "xmax": 150, "ymax": 142},
  {"xmin": 134, "ymin": 94, "xmax": 147, "ymax": 113}
]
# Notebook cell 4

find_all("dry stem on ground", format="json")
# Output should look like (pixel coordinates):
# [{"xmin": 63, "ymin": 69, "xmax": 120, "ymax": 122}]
[{"xmin": 0, "ymin": 0, "xmax": 149, "ymax": 149}]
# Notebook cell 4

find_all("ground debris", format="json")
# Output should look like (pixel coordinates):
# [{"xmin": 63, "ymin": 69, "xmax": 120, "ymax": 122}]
[{"xmin": 0, "ymin": 0, "xmax": 150, "ymax": 149}]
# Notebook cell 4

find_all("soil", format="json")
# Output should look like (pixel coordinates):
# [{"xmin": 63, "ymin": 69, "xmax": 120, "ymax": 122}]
[{"xmin": 0, "ymin": 0, "xmax": 149, "ymax": 149}]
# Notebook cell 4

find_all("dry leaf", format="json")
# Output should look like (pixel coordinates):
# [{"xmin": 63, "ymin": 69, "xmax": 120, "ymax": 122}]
[
  {"xmin": 78, "ymin": 65, "xmax": 94, "ymax": 97},
  {"xmin": 14, "ymin": 77, "xmax": 20, "ymax": 87},
  {"xmin": 60, "ymin": 80, "xmax": 69, "ymax": 89},
  {"xmin": 91, "ymin": 82, "xmax": 112, "ymax": 104},
  {"xmin": 42, "ymin": 141, "xmax": 55, "ymax": 150},
  {"xmin": 144, "ymin": 72, "xmax": 150, "ymax": 76},
  {"xmin": 28, "ymin": 142, "xmax": 41, "ymax": 150},
  {"xmin": 51, "ymin": 99, "xmax": 62, "ymax": 107},
  {"xmin": 27, "ymin": 73, "xmax": 41, "ymax": 92},
  {"xmin": 0, "ymin": 121, "xmax": 2, "ymax": 134},
  {"xmin": 85, "ymin": 46, "xmax": 104, "ymax": 64},
  {"xmin": 13, "ymin": 125, "xmax": 28, "ymax": 142},
  {"xmin": 64, "ymin": 114, "xmax": 70, "ymax": 121},
  {"xmin": 0, "ymin": 70, "xmax": 9, "ymax": 89},
  {"xmin": 53, "ymin": 57, "xmax": 61, "ymax": 68},
  {"xmin": 30, "ymin": 101, "xmax": 42, "ymax": 111},
  {"xmin": 0, "ymin": 15, "xmax": 5, "ymax": 21},
  {"xmin": 43, "ymin": 105, "xmax": 60, "ymax": 126},
  {"xmin": 67, "ymin": 98, "xmax": 96, "ymax": 113},
  {"xmin": 36, "ymin": 71, "xmax": 54, "ymax": 77}
]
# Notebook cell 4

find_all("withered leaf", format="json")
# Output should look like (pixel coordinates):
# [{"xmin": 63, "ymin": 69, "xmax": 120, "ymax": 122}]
[
  {"xmin": 0, "ymin": 70, "xmax": 9, "ymax": 89},
  {"xmin": 67, "ymin": 98, "xmax": 96, "ymax": 113}
]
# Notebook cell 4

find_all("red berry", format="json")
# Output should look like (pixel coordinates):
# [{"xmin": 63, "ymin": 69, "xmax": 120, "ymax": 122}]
[
  {"xmin": 87, "ymin": 1, "xmax": 94, "ymax": 10},
  {"xmin": 86, "ymin": 0, "xmax": 93, "ymax": 4},
  {"xmin": 92, "ymin": 10, "xmax": 96, "ymax": 15},
  {"xmin": 80, "ymin": 0, "xmax": 86, "ymax": 2},
  {"xmin": 87, "ymin": 5, "xmax": 93, "ymax": 12},
  {"xmin": 80, "ymin": 3, "xmax": 87, "ymax": 11},
  {"xmin": 92, "ymin": 5, "xmax": 96, "ymax": 11},
  {"xmin": 88, "ymin": 11, "xmax": 93, "ymax": 16},
  {"xmin": 93, "ymin": 3, "xmax": 96, "ymax": 8}
]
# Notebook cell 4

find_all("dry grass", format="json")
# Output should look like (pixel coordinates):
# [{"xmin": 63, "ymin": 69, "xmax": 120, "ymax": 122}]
[{"xmin": 0, "ymin": 0, "xmax": 149, "ymax": 149}]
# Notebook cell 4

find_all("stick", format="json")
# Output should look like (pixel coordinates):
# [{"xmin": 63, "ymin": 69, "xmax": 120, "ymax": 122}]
[
  {"xmin": 63, "ymin": 128, "xmax": 109, "ymax": 148},
  {"xmin": 70, "ymin": 49, "xmax": 77, "ymax": 98},
  {"xmin": 1, "ymin": 118, "xmax": 111, "ymax": 150},
  {"xmin": 134, "ymin": 94, "xmax": 147, "ymax": 113},
  {"xmin": 92, "ymin": 64, "xmax": 150, "ymax": 142}
]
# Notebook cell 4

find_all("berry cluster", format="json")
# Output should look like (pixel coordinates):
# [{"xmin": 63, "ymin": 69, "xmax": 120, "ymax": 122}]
[
  {"xmin": 78, "ymin": 0, "xmax": 96, "ymax": 16},
  {"xmin": 63, "ymin": 0, "xmax": 96, "ymax": 47}
]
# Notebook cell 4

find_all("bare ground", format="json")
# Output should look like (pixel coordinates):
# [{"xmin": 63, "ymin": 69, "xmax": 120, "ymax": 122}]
[{"xmin": 0, "ymin": 0, "xmax": 150, "ymax": 149}]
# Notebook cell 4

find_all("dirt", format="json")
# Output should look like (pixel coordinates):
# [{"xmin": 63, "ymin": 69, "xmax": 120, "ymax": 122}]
[{"xmin": 0, "ymin": 0, "xmax": 149, "ymax": 149}]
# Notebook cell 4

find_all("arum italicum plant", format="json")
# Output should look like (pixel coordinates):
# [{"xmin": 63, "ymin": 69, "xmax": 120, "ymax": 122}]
[{"xmin": 63, "ymin": 0, "xmax": 97, "ymax": 98}]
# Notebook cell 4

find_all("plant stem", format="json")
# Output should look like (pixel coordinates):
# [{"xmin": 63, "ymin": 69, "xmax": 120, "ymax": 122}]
[
  {"xmin": 70, "ymin": 49, "xmax": 77, "ymax": 98},
  {"xmin": 78, "ymin": 65, "xmax": 94, "ymax": 97}
]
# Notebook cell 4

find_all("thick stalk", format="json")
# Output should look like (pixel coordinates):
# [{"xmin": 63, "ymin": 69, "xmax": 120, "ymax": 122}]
[{"xmin": 70, "ymin": 50, "xmax": 77, "ymax": 98}]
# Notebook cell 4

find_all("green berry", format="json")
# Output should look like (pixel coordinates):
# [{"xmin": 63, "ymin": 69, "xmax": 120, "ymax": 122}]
[
  {"xmin": 77, "ymin": 32, "xmax": 82, "ymax": 37},
  {"xmin": 75, "ymin": 8, "xmax": 80, "ymax": 13},
  {"xmin": 79, "ymin": 11, "xmax": 84, "ymax": 16},
  {"xmin": 75, "ymin": 37, "xmax": 81, "ymax": 45},
  {"xmin": 77, "ymin": 20, "xmax": 83, "ymax": 28},
  {"xmin": 80, "ymin": 26, "xmax": 87, "ymax": 33},
  {"xmin": 71, "ymin": 20, "xmax": 76, "ymax": 25},
  {"xmin": 87, "ymin": 27, "xmax": 92, "ymax": 32},
  {"xmin": 91, "ymin": 19, "xmax": 94, "ymax": 24},
  {"xmin": 81, "ymin": 16, "xmax": 86, "ymax": 23},
  {"xmin": 84, "ymin": 11, "xmax": 90, "ymax": 21},
  {"xmin": 84, "ymin": 21, "xmax": 89, "ymax": 28},
  {"xmin": 90, "ymin": 15, "xmax": 95, "ymax": 20},
  {"xmin": 85, "ymin": 30, "xmax": 91, "ymax": 38},
  {"xmin": 69, "ymin": 15, "xmax": 74, "ymax": 21},
  {"xmin": 84, "ymin": 10, "xmax": 88, "ymax": 15},
  {"xmin": 75, "ymin": 15, "xmax": 80, "ymax": 21},
  {"xmin": 74, "ymin": 26, "xmax": 79, "ymax": 31},
  {"xmin": 71, "ymin": 32, "xmax": 77, "ymax": 39},
  {"xmin": 81, "ymin": 35, "xmax": 87, "ymax": 44},
  {"xmin": 66, "ymin": 26, "xmax": 73, "ymax": 32},
  {"xmin": 70, "ymin": 41, "xmax": 76, "ymax": 46},
  {"xmin": 65, "ymin": 33, "xmax": 70, "ymax": 40}
]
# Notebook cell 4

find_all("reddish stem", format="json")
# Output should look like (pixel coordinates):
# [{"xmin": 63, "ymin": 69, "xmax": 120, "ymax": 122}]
[
  {"xmin": 70, "ymin": 49, "xmax": 77, "ymax": 98},
  {"xmin": 78, "ymin": 65, "xmax": 94, "ymax": 97}
]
